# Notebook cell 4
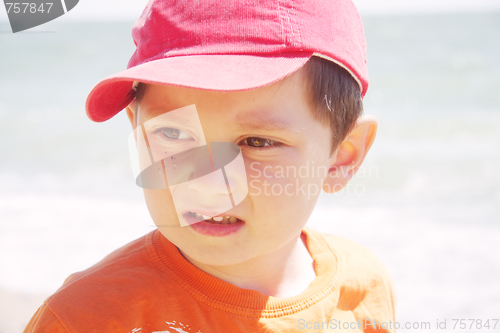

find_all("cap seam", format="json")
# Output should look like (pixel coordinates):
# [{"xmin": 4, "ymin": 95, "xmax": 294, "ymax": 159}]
[
  {"xmin": 278, "ymin": 0, "xmax": 292, "ymax": 48},
  {"xmin": 289, "ymin": 0, "xmax": 303, "ymax": 49}
]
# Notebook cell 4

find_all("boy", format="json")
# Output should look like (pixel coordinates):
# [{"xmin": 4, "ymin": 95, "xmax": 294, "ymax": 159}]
[{"xmin": 25, "ymin": 0, "xmax": 396, "ymax": 332}]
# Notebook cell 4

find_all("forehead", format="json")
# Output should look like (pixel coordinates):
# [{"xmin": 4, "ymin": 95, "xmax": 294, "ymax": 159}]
[{"xmin": 136, "ymin": 67, "xmax": 313, "ymax": 127}]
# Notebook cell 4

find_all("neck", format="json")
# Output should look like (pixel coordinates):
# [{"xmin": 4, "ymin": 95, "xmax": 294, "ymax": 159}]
[{"xmin": 181, "ymin": 233, "xmax": 316, "ymax": 298}]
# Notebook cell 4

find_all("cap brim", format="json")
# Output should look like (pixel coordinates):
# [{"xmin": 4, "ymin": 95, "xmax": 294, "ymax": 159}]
[{"xmin": 85, "ymin": 53, "xmax": 313, "ymax": 122}]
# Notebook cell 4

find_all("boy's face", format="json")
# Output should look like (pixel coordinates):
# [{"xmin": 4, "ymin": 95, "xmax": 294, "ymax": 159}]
[{"xmin": 127, "ymin": 68, "xmax": 337, "ymax": 267}]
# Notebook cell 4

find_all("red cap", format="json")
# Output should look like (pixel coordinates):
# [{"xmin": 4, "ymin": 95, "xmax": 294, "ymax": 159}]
[{"xmin": 85, "ymin": 0, "xmax": 368, "ymax": 122}]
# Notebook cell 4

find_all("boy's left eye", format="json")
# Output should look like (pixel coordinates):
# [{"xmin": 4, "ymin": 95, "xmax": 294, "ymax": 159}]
[
  {"xmin": 240, "ymin": 137, "xmax": 282, "ymax": 148},
  {"xmin": 161, "ymin": 127, "xmax": 192, "ymax": 140}
]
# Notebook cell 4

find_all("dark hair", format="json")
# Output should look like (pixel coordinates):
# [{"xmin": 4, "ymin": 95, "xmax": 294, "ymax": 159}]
[
  {"xmin": 134, "ymin": 56, "xmax": 363, "ymax": 155},
  {"xmin": 302, "ymin": 56, "xmax": 363, "ymax": 155},
  {"xmin": 134, "ymin": 83, "xmax": 147, "ymax": 112}
]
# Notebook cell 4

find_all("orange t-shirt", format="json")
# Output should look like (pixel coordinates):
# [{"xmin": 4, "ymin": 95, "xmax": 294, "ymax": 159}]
[{"xmin": 24, "ymin": 227, "xmax": 396, "ymax": 332}]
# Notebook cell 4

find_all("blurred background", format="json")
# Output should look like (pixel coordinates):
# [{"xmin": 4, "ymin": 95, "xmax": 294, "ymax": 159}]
[{"xmin": 1, "ymin": 1, "xmax": 499, "ymax": 332}]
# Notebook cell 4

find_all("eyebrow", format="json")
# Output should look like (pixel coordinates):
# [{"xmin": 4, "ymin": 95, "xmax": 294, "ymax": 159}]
[
  {"xmin": 145, "ymin": 114, "xmax": 194, "ymax": 127},
  {"xmin": 143, "ymin": 110, "xmax": 200, "ymax": 129},
  {"xmin": 230, "ymin": 118, "xmax": 301, "ymax": 134}
]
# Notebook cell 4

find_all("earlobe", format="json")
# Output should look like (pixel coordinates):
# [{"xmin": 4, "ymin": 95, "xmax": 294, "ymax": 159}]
[{"xmin": 322, "ymin": 115, "xmax": 378, "ymax": 193}]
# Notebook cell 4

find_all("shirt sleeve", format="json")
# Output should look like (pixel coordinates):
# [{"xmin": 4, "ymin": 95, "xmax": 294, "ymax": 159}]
[
  {"xmin": 353, "ymin": 263, "xmax": 397, "ymax": 332},
  {"xmin": 24, "ymin": 303, "xmax": 69, "ymax": 333},
  {"xmin": 324, "ymin": 233, "xmax": 397, "ymax": 333},
  {"xmin": 351, "ymin": 249, "xmax": 397, "ymax": 333}
]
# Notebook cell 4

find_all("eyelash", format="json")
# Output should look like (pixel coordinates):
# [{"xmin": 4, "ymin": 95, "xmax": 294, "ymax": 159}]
[
  {"xmin": 154, "ymin": 127, "xmax": 194, "ymax": 141},
  {"xmin": 153, "ymin": 128, "xmax": 282, "ymax": 150},
  {"xmin": 239, "ymin": 137, "xmax": 284, "ymax": 150}
]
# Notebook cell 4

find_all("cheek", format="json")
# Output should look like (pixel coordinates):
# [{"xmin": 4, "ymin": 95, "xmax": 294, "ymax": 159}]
[
  {"xmin": 143, "ymin": 188, "xmax": 180, "ymax": 227},
  {"xmin": 245, "ymin": 155, "xmax": 327, "ymax": 216}
]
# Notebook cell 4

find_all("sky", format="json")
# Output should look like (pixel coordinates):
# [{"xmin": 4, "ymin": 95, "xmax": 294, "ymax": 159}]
[{"xmin": 1, "ymin": 0, "xmax": 500, "ymax": 22}]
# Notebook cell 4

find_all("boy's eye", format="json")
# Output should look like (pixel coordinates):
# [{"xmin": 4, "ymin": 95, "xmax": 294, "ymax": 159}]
[
  {"xmin": 248, "ymin": 137, "xmax": 266, "ymax": 147},
  {"xmin": 242, "ymin": 137, "xmax": 282, "ymax": 148},
  {"xmin": 161, "ymin": 127, "xmax": 192, "ymax": 140}
]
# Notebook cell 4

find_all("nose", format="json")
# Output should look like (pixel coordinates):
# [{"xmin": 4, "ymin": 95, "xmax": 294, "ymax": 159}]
[
  {"xmin": 186, "ymin": 168, "xmax": 231, "ymax": 196},
  {"xmin": 186, "ymin": 142, "xmax": 248, "ymax": 205}
]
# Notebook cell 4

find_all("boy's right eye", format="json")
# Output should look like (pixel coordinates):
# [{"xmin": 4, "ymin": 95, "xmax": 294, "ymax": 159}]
[{"xmin": 160, "ymin": 127, "xmax": 193, "ymax": 140}]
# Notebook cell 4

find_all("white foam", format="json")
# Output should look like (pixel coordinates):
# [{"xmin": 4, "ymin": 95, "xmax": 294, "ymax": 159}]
[
  {"xmin": 309, "ymin": 204, "xmax": 500, "ymax": 321},
  {"xmin": 0, "ymin": 192, "xmax": 153, "ymax": 294}
]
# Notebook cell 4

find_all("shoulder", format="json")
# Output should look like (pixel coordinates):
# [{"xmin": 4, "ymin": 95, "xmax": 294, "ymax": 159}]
[
  {"xmin": 59, "ymin": 230, "xmax": 157, "ymax": 290},
  {"xmin": 307, "ymin": 228, "xmax": 397, "ymax": 330},
  {"xmin": 312, "ymin": 229, "xmax": 392, "ymax": 281},
  {"xmin": 23, "ymin": 302, "xmax": 68, "ymax": 333},
  {"xmin": 41, "ymin": 230, "xmax": 167, "ymax": 329}
]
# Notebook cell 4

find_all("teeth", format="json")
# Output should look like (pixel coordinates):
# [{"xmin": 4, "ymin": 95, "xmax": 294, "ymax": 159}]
[
  {"xmin": 190, "ymin": 211, "xmax": 240, "ymax": 224},
  {"xmin": 190, "ymin": 212, "xmax": 208, "ymax": 221}
]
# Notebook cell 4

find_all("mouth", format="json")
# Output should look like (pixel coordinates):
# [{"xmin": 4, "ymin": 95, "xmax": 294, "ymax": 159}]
[
  {"xmin": 188, "ymin": 211, "xmax": 242, "ymax": 224},
  {"xmin": 184, "ymin": 210, "xmax": 245, "ymax": 237}
]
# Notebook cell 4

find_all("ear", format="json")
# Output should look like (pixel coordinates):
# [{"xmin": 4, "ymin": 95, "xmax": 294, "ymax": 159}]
[
  {"xmin": 322, "ymin": 115, "xmax": 378, "ymax": 193},
  {"xmin": 125, "ymin": 99, "xmax": 137, "ymax": 129}
]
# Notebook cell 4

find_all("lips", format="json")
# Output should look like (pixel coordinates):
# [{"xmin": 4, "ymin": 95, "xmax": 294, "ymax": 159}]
[{"xmin": 184, "ymin": 210, "xmax": 245, "ymax": 237}]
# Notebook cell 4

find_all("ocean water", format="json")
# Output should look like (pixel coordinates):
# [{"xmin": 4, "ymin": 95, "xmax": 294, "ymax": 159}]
[{"xmin": 1, "ymin": 12, "xmax": 500, "ymax": 332}]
